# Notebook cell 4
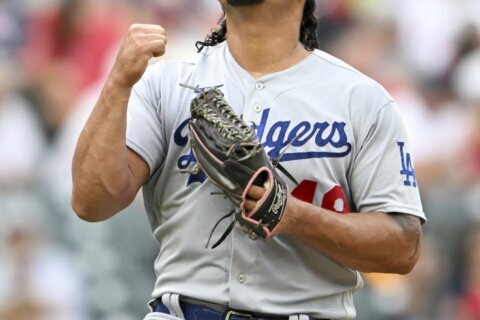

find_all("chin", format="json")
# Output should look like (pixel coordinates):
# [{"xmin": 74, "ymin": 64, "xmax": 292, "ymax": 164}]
[{"xmin": 226, "ymin": 0, "xmax": 264, "ymax": 6}]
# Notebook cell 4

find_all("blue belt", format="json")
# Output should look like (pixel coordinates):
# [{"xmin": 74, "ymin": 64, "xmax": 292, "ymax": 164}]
[{"xmin": 150, "ymin": 298, "xmax": 329, "ymax": 320}]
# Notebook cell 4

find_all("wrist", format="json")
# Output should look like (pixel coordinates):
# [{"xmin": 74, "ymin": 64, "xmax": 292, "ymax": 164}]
[
  {"xmin": 106, "ymin": 71, "xmax": 135, "ymax": 91},
  {"xmin": 280, "ymin": 195, "xmax": 304, "ymax": 236},
  {"xmin": 101, "ymin": 74, "xmax": 134, "ymax": 104}
]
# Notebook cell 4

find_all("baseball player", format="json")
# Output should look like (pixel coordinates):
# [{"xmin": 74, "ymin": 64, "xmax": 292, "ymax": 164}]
[{"xmin": 72, "ymin": 0, "xmax": 425, "ymax": 319}]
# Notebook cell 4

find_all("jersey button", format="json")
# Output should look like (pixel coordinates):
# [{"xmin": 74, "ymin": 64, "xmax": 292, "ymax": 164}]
[
  {"xmin": 255, "ymin": 82, "xmax": 265, "ymax": 90},
  {"xmin": 237, "ymin": 274, "xmax": 246, "ymax": 283},
  {"xmin": 253, "ymin": 104, "xmax": 262, "ymax": 113}
]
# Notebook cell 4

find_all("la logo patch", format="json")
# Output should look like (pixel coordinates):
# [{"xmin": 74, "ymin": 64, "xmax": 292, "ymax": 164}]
[{"xmin": 397, "ymin": 141, "xmax": 417, "ymax": 187}]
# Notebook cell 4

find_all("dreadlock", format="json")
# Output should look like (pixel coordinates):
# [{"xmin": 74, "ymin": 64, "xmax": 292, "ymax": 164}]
[{"xmin": 196, "ymin": 0, "xmax": 319, "ymax": 53}]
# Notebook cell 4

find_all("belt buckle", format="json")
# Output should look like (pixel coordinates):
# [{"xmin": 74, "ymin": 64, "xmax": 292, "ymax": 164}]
[{"xmin": 225, "ymin": 310, "xmax": 253, "ymax": 320}]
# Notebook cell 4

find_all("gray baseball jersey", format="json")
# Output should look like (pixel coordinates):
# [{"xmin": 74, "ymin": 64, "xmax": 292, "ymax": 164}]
[{"xmin": 126, "ymin": 42, "xmax": 425, "ymax": 320}]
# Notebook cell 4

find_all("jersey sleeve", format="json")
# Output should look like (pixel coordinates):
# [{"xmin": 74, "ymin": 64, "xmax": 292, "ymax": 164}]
[
  {"xmin": 349, "ymin": 101, "xmax": 426, "ymax": 222},
  {"xmin": 126, "ymin": 66, "xmax": 166, "ymax": 176}
]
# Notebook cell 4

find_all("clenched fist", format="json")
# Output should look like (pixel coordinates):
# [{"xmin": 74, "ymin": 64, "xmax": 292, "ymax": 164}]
[{"xmin": 110, "ymin": 24, "xmax": 167, "ymax": 88}]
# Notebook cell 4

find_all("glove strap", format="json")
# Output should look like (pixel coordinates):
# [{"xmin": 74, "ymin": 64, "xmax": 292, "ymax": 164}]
[
  {"xmin": 274, "ymin": 161, "xmax": 299, "ymax": 185},
  {"xmin": 205, "ymin": 209, "xmax": 235, "ymax": 249}
]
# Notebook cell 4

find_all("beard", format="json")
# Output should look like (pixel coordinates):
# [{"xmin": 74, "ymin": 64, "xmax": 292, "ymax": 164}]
[{"xmin": 226, "ymin": 0, "xmax": 264, "ymax": 6}]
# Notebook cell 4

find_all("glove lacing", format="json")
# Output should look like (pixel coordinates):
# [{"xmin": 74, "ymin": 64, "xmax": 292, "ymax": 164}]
[{"xmin": 192, "ymin": 95, "xmax": 255, "ymax": 143}]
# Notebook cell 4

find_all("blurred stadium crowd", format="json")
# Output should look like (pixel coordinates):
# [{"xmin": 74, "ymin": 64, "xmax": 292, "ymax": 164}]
[{"xmin": 0, "ymin": 0, "xmax": 479, "ymax": 319}]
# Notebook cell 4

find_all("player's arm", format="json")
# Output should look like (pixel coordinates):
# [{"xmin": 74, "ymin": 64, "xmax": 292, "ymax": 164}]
[
  {"xmin": 71, "ymin": 24, "xmax": 167, "ymax": 222},
  {"xmin": 246, "ymin": 187, "xmax": 422, "ymax": 274}
]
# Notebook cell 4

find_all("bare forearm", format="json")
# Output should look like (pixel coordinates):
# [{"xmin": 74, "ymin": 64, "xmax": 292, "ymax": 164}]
[
  {"xmin": 282, "ymin": 198, "xmax": 422, "ymax": 274},
  {"xmin": 72, "ymin": 79, "xmax": 135, "ymax": 220},
  {"xmin": 72, "ymin": 24, "xmax": 167, "ymax": 221}
]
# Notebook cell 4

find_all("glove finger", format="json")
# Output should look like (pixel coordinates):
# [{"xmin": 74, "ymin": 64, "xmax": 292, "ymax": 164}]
[{"xmin": 223, "ymin": 159, "xmax": 264, "ymax": 189}]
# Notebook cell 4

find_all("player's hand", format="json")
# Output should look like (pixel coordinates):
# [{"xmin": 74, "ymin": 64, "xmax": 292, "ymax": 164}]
[
  {"xmin": 243, "ymin": 185, "xmax": 296, "ymax": 237},
  {"xmin": 109, "ymin": 24, "xmax": 167, "ymax": 88},
  {"xmin": 243, "ymin": 185, "xmax": 265, "ymax": 213}
]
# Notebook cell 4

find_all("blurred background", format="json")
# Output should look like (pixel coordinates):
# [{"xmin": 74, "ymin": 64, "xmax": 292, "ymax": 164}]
[{"xmin": 0, "ymin": 0, "xmax": 479, "ymax": 319}]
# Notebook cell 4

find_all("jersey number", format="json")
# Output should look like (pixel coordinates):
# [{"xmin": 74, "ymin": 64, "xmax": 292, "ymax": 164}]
[{"xmin": 291, "ymin": 180, "xmax": 350, "ymax": 214}]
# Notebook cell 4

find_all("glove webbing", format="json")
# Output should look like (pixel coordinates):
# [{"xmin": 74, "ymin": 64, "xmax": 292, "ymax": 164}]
[{"xmin": 192, "ymin": 99, "xmax": 254, "ymax": 142}]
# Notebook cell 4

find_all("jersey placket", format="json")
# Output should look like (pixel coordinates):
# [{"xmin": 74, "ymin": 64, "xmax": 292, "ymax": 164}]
[
  {"xmin": 227, "ymin": 80, "xmax": 272, "ymax": 310},
  {"xmin": 242, "ymin": 80, "xmax": 269, "ymax": 127}
]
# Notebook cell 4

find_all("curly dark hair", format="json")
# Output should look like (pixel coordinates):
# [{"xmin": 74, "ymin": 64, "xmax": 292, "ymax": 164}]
[{"xmin": 196, "ymin": 0, "xmax": 319, "ymax": 52}]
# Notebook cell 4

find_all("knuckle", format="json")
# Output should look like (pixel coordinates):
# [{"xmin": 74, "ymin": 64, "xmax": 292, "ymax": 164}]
[
  {"xmin": 129, "ymin": 24, "xmax": 140, "ymax": 32},
  {"xmin": 133, "ymin": 36, "xmax": 143, "ymax": 46},
  {"xmin": 153, "ymin": 24, "xmax": 165, "ymax": 32},
  {"xmin": 131, "ymin": 40, "xmax": 142, "ymax": 52}
]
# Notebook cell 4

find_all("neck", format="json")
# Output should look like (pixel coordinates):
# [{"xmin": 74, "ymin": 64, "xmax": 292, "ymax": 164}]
[{"xmin": 224, "ymin": 2, "xmax": 310, "ymax": 79}]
